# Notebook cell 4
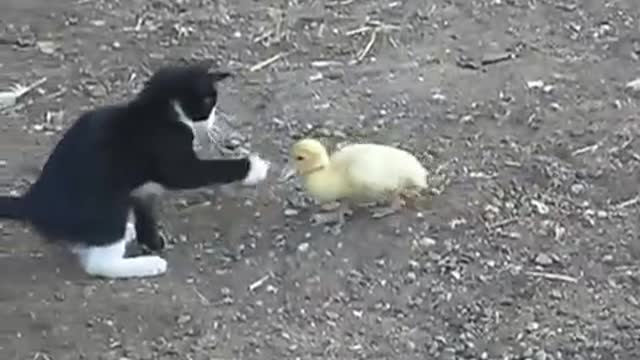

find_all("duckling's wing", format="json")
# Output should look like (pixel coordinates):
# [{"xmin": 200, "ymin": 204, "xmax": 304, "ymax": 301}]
[{"xmin": 334, "ymin": 144, "xmax": 411, "ymax": 195}]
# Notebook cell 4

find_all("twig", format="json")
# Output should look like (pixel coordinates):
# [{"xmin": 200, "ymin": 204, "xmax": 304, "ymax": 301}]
[
  {"xmin": 353, "ymin": 29, "xmax": 378, "ymax": 64},
  {"xmin": 192, "ymin": 286, "xmax": 210, "ymax": 306},
  {"xmin": 487, "ymin": 217, "xmax": 518, "ymax": 230},
  {"xmin": 525, "ymin": 271, "xmax": 578, "ymax": 283},
  {"xmin": 249, "ymin": 51, "xmax": 290, "ymax": 72},
  {"xmin": 248, "ymin": 274, "xmax": 270, "ymax": 292},
  {"xmin": 33, "ymin": 352, "xmax": 51, "ymax": 360},
  {"xmin": 311, "ymin": 60, "xmax": 343, "ymax": 68},
  {"xmin": 253, "ymin": 29, "xmax": 274, "ymax": 44},
  {"xmin": 571, "ymin": 143, "xmax": 600, "ymax": 156},
  {"xmin": 326, "ymin": 0, "xmax": 355, "ymax": 6},
  {"xmin": 0, "ymin": 77, "xmax": 47, "ymax": 109},
  {"xmin": 345, "ymin": 26, "xmax": 371, "ymax": 36},
  {"xmin": 614, "ymin": 194, "xmax": 640, "ymax": 209}
]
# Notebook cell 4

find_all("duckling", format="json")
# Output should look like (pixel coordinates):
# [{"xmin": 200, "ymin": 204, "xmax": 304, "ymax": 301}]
[{"xmin": 290, "ymin": 138, "xmax": 428, "ymax": 226}]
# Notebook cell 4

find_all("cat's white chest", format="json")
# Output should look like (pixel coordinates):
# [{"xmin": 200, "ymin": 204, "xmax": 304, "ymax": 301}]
[{"xmin": 132, "ymin": 182, "xmax": 166, "ymax": 198}]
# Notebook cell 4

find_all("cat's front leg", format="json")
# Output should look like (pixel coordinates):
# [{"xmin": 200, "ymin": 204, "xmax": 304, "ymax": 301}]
[{"xmin": 153, "ymin": 148, "xmax": 271, "ymax": 189}]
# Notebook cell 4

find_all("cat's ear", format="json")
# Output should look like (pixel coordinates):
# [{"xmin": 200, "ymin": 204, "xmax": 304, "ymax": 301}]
[{"xmin": 209, "ymin": 71, "xmax": 232, "ymax": 83}]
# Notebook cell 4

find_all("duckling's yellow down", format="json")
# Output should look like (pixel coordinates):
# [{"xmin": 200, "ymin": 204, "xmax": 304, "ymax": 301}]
[{"xmin": 291, "ymin": 138, "xmax": 428, "ymax": 204}]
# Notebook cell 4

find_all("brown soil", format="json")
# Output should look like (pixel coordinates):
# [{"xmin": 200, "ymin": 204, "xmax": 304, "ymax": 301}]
[{"xmin": 2, "ymin": 0, "xmax": 640, "ymax": 359}]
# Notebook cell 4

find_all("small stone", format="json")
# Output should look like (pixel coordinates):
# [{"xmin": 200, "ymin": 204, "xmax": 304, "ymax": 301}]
[
  {"xmin": 531, "ymin": 199, "xmax": 549, "ymax": 215},
  {"xmin": 406, "ymin": 271, "xmax": 417, "ymax": 282},
  {"xmin": 535, "ymin": 350, "xmax": 548, "ymax": 360},
  {"xmin": 406, "ymin": 339, "xmax": 416, "ymax": 351},
  {"xmin": 283, "ymin": 208, "xmax": 299, "ymax": 216},
  {"xmin": 523, "ymin": 348, "xmax": 534, "ymax": 357},
  {"xmin": 176, "ymin": 314, "xmax": 192, "ymax": 325},
  {"xmin": 527, "ymin": 80, "xmax": 545, "ymax": 89},
  {"xmin": 417, "ymin": 237, "xmax": 436, "ymax": 248},
  {"xmin": 451, "ymin": 270, "xmax": 461, "ymax": 280},
  {"xmin": 626, "ymin": 78, "xmax": 640, "ymax": 91},
  {"xmin": 570, "ymin": 183, "xmax": 585, "ymax": 195},
  {"xmin": 332, "ymin": 130, "xmax": 347, "ymax": 138},
  {"xmin": 527, "ymin": 321, "xmax": 540, "ymax": 331},
  {"xmin": 36, "ymin": 41, "xmax": 59, "ymax": 54},
  {"xmin": 534, "ymin": 253, "xmax": 553, "ymax": 266},
  {"xmin": 460, "ymin": 114, "xmax": 474, "ymax": 123},
  {"xmin": 326, "ymin": 311, "xmax": 340, "ymax": 320},
  {"xmin": 550, "ymin": 289, "xmax": 562, "ymax": 299},
  {"xmin": 297, "ymin": 242, "xmax": 310, "ymax": 253}
]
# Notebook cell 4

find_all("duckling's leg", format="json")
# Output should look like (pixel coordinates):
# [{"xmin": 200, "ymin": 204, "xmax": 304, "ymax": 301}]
[
  {"xmin": 370, "ymin": 192, "xmax": 405, "ymax": 219},
  {"xmin": 311, "ymin": 202, "xmax": 353, "ymax": 226},
  {"xmin": 400, "ymin": 188, "xmax": 423, "ymax": 209}
]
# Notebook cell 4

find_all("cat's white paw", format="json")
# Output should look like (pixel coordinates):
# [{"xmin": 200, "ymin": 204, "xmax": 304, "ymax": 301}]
[
  {"xmin": 136, "ymin": 256, "xmax": 168, "ymax": 277},
  {"xmin": 80, "ymin": 255, "xmax": 168, "ymax": 279},
  {"xmin": 242, "ymin": 154, "xmax": 270, "ymax": 185}
]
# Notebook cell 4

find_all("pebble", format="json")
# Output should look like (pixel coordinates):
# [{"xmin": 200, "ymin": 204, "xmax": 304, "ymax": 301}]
[
  {"xmin": 535, "ymin": 350, "xmax": 548, "ymax": 360},
  {"xmin": 570, "ymin": 183, "xmax": 585, "ymax": 195},
  {"xmin": 36, "ymin": 40, "xmax": 58, "ymax": 54},
  {"xmin": 418, "ymin": 237, "xmax": 437, "ymax": 248},
  {"xmin": 325, "ymin": 311, "xmax": 340, "ymax": 320},
  {"xmin": 531, "ymin": 199, "xmax": 550, "ymax": 215},
  {"xmin": 527, "ymin": 321, "xmax": 540, "ymax": 331},
  {"xmin": 534, "ymin": 253, "xmax": 553, "ymax": 266},
  {"xmin": 297, "ymin": 242, "xmax": 310, "ymax": 253},
  {"xmin": 626, "ymin": 78, "xmax": 640, "ymax": 91},
  {"xmin": 283, "ymin": 208, "xmax": 299, "ymax": 216},
  {"xmin": 550, "ymin": 289, "xmax": 563, "ymax": 299},
  {"xmin": 176, "ymin": 314, "xmax": 192, "ymax": 325}
]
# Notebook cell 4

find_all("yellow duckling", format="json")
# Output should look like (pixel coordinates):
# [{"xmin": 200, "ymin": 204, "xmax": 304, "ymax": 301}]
[{"xmin": 290, "ymin": 138, "xmax": 428, "ymax": 225}]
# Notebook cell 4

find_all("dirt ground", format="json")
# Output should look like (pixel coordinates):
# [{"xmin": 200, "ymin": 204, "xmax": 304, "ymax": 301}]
[{"xmin": 2, "ymin": 0, "xmax": 640, "ymax": 359}]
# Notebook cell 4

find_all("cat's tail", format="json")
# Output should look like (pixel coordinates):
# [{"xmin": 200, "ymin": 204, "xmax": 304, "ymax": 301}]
[{"xmin": 0, "ymin": 195, "xmax": 26, "ymax": 220}]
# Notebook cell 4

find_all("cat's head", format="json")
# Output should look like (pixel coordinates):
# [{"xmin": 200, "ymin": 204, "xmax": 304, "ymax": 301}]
[{"xmin": 140, "ymin": 62, "xmax": 232, "ymax": 133}]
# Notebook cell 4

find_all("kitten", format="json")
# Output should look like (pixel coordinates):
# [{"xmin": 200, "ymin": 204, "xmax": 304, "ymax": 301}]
[{"xmin": 0, "ymin": 63, "xmax": 270, "ymax": 279}]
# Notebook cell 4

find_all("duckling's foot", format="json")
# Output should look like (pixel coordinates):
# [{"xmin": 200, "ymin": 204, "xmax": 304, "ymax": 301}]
[
  {"xmin": 311, "ymin": 204, "xmax": 353, "ymax": 226},
  {"xmin": 320, "ymin": 201, "xmax": 342, "ymax": 212},
  {"xmin": 370, "ymin": 196, "xmax": 405, "ymax": 219}
]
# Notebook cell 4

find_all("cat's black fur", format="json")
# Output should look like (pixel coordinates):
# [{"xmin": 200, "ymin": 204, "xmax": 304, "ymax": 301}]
[{"xmin": 0, "ymin": 63, "xmax": 267, "ymax": 277}]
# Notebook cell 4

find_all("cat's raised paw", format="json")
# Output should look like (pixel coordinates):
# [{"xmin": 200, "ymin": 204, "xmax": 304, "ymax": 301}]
[{"xmin": 242, "ymin": 154, "xmax": 270, "ymax": 185}]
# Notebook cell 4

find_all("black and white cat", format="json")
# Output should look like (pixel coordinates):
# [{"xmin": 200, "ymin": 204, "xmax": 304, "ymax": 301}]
[{"xmin": 0, "ymin": 63, "xmax": 270, "ymax": 279}]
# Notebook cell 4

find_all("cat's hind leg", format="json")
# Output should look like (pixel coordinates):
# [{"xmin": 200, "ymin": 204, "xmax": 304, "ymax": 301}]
[
  {"xmin": 132, "ymin": 196, "xmax": 164, "ymax": 252},
  {"xmin": 72, "ymin": 222, "xmax": 168, "ymax": 279}
]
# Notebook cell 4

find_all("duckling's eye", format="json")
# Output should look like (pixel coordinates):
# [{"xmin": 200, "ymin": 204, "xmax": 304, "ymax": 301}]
[{"xmin": 296, "ymin": 156, "xmax": 305, "ymax": 161}]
